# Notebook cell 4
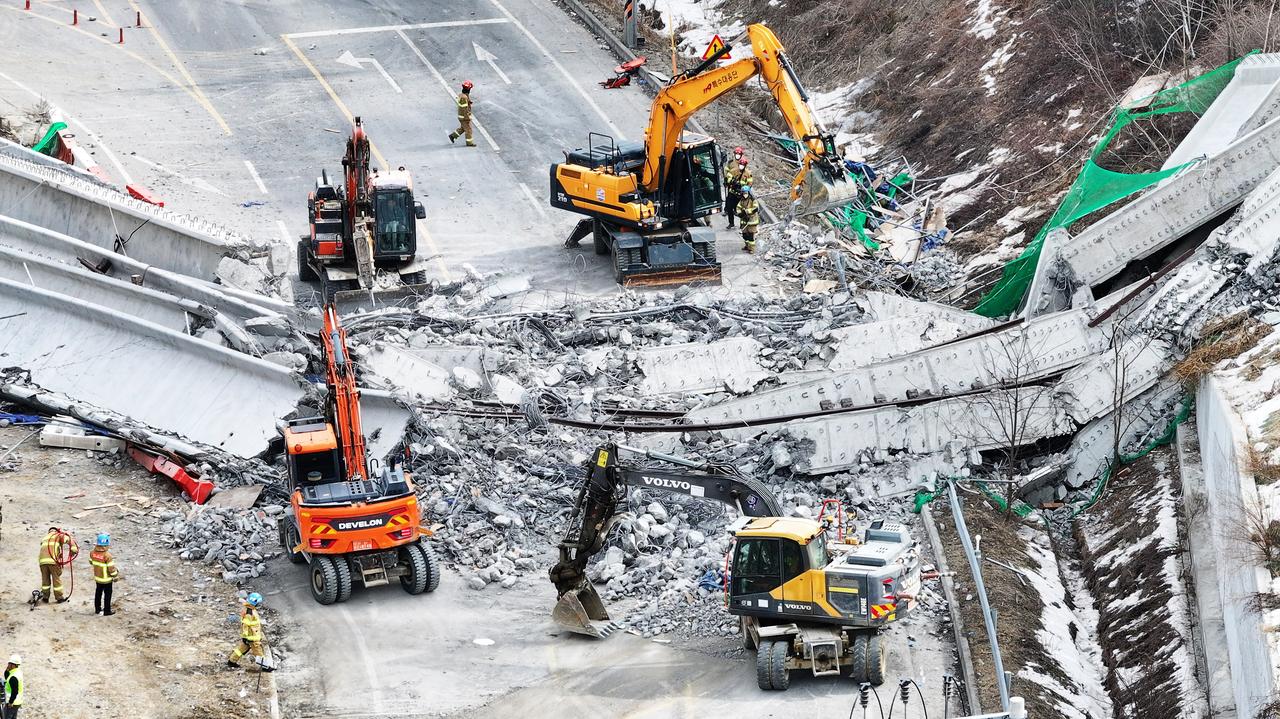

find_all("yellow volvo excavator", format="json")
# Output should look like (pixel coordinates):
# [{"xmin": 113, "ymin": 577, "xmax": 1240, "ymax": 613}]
[
  {"xmin": 551, "ymin": 23, "xmax": 856, "ymax": 286},
  {"xmin": 550, "ymin": 443, "xmax": 921, "ymax": 691}
]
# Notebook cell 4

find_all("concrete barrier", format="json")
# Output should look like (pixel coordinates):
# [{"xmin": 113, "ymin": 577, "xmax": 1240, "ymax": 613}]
[
  {"xmin": 0, "ymin": 150, "xmax": 261, "ymax": 279},
  {"xmin": 0, "ymin": 275, "xmax": 304, "ymax": 457},
  {"xmin": 1194, "ymin": 376, "xmax": 1275, "ymax": 716}
]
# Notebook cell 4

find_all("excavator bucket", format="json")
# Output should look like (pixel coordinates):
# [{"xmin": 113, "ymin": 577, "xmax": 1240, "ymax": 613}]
[
  {"xmin": 330, "ymin": 282, "xmax": 432, "ymax": 314},
  {"xmin": 552, "ymin": 583, "xmax": 622, "ymax": 638},
  {"xmin": 793, "ymin": 169, "xmax": 861, "ymax": 217}
]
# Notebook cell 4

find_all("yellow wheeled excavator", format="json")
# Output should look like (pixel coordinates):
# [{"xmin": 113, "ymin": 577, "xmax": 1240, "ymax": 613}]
[
  {"xmin": 550, "ymin": 23, "xmax": 857, "ymax": 286},
  {"xmin": 550, "ymin": 443, "xmax": 921, "ymax": 691}
]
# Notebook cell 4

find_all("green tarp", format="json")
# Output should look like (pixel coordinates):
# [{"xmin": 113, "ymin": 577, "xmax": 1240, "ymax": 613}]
[
  {"xmin": 973, "ymin": 53, "xmax": 1254, "ymax": 317},
  {"xmin": 32, "ymin": 121, "xmax": 67, "ymax": 156}
]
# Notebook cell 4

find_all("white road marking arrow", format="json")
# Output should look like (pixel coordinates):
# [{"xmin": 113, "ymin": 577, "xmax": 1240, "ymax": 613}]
[
  {"xmin": 336, "ymin": 50, "xmax": 403, "ymax": 94},
  {"xmin": 472, "ymin": 42, "xmax": 511, "ymax": 84}
]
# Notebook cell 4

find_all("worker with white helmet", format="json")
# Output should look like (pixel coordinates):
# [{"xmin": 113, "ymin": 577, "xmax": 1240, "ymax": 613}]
[
  {"xmin": 227, "ymin": 593, "xmax": 268, "ymax": 670},
  {"xmin": 2, "ymin": 654, "xmax": 22, "ymax": 718},
  {"xmin": 89, "ymin": 533, "xmax": 120, "ymax": 616}
]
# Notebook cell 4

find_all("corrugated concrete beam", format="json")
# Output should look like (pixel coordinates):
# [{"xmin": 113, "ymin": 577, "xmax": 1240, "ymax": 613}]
[
  {"xmin": 1052, "ymin": 113, "xmax": 1280, "ymax": 294},
  {"xmin": 0, "ymin": 151, "xmax": 260, "ymax": 279},
  {"xmin": 0, "ymin": 275, "xmax": 304, "ymax": 457},
  {"xmin": 1163, "ymin": 53, "xmax": 1280, "ymax": 169},
  {"xmin": 690, "ymin": 309, "xmax": 1104, "ymax": 424},
  {"xmin": 635, "ymin": 337, "xmax": 769, "ymax": 395},
  {"xmin": 0, "ymin": 243, "xmax": 193, "ymax": 331},
  {"xmin": 0, "ymin": 213, "xmax": 291, "ymax": 323}
]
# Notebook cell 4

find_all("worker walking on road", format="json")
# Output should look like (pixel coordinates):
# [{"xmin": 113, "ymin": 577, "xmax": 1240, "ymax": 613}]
[
  {"xmin": 724, "ymin": 155, "xmax": 753, "ymax": 229},
  {"xmin": 227, "ymin": 593, "xmax": 267, "ymax": 670},
  {"xmin": 448, "ymin": 80, "xmax": 477, "ymax": 147},
  {"xmin": 3, "ymin": 655, "xmax": 22, "ymax": 719},
  {"xmin": 38, "ymin": 527, "xmax": 77, "ymax": 603},
  {"xmin": 737, "ymin": 185, "xmax": 760, "ymax": 253},
  {"xmin": 89, "ymin": 533, "xmax": 120, "ymax": 616}
]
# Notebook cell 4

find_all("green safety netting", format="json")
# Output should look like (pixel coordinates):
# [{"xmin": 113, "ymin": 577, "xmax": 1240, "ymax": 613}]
[
  {"xmin": 973, "ymin": 53, "xmax": 1255, "ymax": 317},
  {"xmin": 1071, "ymin": 394, "xmax": 1195, "ymax": 516},
  {"xmin": 911, "ymin": 478, "xmax": 1034, "ymax": 517},
  {"xmin": 32, "ymin": 121, "xmax": 67, "ymax": 156}
]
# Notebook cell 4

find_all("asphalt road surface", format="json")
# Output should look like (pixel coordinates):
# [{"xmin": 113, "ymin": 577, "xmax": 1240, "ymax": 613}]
[{"xmin": 0, "ymin": 1, "xmax": 953, "ymax": 716}]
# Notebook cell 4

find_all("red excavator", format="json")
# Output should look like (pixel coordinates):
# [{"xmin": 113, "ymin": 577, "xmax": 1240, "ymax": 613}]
[
  {"xmin": 278, "ymin": 304, "xmax": 440, "ymax": 604},
  {"xmin": 298, "ymin": 117, "xmax": 431, "ymax": 306}
]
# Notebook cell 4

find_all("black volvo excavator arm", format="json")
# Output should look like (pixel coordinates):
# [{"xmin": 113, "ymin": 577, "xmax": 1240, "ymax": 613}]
[{"xmin": 549, "ymin": 442, "xmax": 782, "ymax": 637}]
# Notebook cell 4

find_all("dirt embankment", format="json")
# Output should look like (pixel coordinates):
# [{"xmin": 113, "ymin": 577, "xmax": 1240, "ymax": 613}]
[
  {"xmin": 1075, "ymin": 447, "xmax": 1206, "ymax": 718},
  {"xmin": 0, "ymin": 425, "xmax": 281, "ymax": 718},
  {"xmin": 933, "ymin": 496, "xmax": 1108, "ymax": 718}
]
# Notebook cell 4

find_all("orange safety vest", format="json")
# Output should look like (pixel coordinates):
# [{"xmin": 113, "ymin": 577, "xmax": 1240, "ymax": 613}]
[
  {"xmin": 39, "ymin": 531, "xmax": 74, "ymax": 565},
  {"xmin": 90, "ymin": 548, "xmax": 118, "ymax": 584},
  {"xmin": 241, "ymin": 607, "xmax": 263, "ymax": 642}
]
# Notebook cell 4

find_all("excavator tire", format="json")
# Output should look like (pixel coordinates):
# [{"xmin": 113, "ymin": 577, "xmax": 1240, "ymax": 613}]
[
  {"xmin": 402, "ymin": 270, "xmax": 428, "ymax": 285},
  {"xmin": 769, "ymin": 640, "xmax": 791, "ymax": 691},
  {"xmin": 400, "ymin": 543, "xmax": 430, "ymax": 595},
  {"xmin": 334, "ymin": 557, "xmax": 353, "ymax": 603},
  {"xmin": 867, "ymin": 633, "xmax": 886, "ymax": 686},
  {"xmin": 849, "ymin": 633, "xmax": 869, "ymax": 683},
  {"xmin": 280, "ymin": 521, "xmax": 305, "ymax": 565},
  {"xmin": 740, "ymin": 617, "xmax": 757, "ymax": 651},
  {"xmin": 310, "ymin": 555, "xmax": 340, "ymax": 605},
  {"xmin": 756, "ymin": 640, "xmax": 776, "ymax": 690},
  {"xmin": 297, "ymin": 238, "xmax": 318, "ymax": 283},
  {"xmin": 421, "ymin": 542, "xmax": 441, "ymax": 593}
]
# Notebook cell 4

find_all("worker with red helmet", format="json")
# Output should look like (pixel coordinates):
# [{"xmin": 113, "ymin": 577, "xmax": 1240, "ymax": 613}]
[
  {"xmin": 448, "ymin": 80, "xmax": 477, "ymax": 147},
  {"xmin": 723, "ymin": 151, "xmax": 753, "ymax": 228}
]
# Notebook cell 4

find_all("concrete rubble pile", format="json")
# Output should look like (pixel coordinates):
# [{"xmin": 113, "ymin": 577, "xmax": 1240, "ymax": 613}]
[{"xmin": 159, "ymin": 504, "xmax": 286, "ymax": 582}]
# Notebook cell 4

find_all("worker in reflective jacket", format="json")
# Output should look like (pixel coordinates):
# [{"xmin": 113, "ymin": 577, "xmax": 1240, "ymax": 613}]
[
  {"xmin": 448, "ymin": 81, "xmax": 477, "ymax": 147},
  {"xmin": 89, "ymin": 533, "xmax": 120, "ymax": 616},
  {"xmin": 38, "ymin": 527, "xmax": 77, "ymax": 603},
  {"xmin": 723, "ymin": 157, "xmax": 753, "ymax": 228},
  {"xmin": 736, "ymin": 185, "xmax": 761, "ymax": 253},
  {"xmin": 227, "ymin": 593, "xmax": 266, "ymax": 668},
  {"xmin": 3, "ymin": 655, "xmax": 22, "ymax": 719}
]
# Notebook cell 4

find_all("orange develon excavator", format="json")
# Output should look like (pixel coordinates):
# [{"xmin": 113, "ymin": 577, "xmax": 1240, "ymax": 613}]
[{"xmin": 278, "ymin": 305, "xmax": 440, "ymax": 604}]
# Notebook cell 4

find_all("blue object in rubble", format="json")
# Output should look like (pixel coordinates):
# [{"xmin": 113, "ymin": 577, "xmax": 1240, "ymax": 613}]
[
  {"xmin": 0, "ymin": 412, "xmax": 45, "ymax": 427},
  {"xmin": 697, "ymin": 568, "xmax": 725, "ymax": 592}
]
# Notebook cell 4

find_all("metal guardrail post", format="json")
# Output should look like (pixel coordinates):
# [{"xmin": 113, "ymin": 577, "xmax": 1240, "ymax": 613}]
[{"xmin": 948, "ymin": 480, "xmax": 1011, "ymax": 711}]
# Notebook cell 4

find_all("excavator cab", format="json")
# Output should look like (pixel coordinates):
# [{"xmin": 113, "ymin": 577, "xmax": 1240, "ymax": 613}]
[
  {"xmin": 369, "ymin": 171, "xmax": 426, "ymax": 262},
  {"xmin": 657, "ymin": 137, "xmax": 723, "ymax": 220}
]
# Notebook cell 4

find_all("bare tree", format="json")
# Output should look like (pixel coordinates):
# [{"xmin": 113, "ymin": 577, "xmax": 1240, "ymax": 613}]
[{"xmin": 953, "ymin": 329, "xmax": 1059, "ymax": 519}]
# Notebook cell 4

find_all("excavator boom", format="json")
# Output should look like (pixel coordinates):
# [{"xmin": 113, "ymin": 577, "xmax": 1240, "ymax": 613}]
[
  {"xmin": 637, "ymin": 24, "xmax": 856, "ymax": 213},
  {"xmin": 321, "ymin": 305, "xmax": 367, "ymax": 481}
]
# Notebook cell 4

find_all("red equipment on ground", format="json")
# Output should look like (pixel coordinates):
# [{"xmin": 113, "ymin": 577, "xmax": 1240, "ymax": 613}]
[{"xmin": 600, "ymin": 56, "xmax": 647, "ymax": 89}]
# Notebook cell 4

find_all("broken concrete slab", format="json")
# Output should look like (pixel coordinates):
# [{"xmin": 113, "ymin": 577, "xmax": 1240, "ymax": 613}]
[
  {"xmin": 205, "ymin": 484, "xmax": 264, "ymax": 509},
  {"xmin": 0, "ymin": 275, "xmax": 304, "ymax": 457},
  {"xmin": 635, "ymin": 337, "xmax": 770, "ymax": 395},
  {"xmin": 362, "ymin": 343, "xmax": 454, "ymax": 403}
]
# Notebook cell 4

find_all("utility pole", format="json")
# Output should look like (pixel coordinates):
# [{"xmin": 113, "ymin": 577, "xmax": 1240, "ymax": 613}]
[
  {"xmin": 948, "ymin": 480, "xmax": 1012, "ymax": 712},
  {"xmin": 623, "ymin": 0, "xmax": 638, "ymax": 49}
]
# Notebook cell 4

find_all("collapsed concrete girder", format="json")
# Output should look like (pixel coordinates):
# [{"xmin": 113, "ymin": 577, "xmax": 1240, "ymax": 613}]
[
  {"xmin": 0, "ymin": 151, "xmax": 259, "ymax": 280},
  {"xmin": 0, "ymin": 275, "xmax": 304, "ymax": 457},
  {"xmin": 1029, "ymin": 103, "xmax": 1280, "ymax": 315}
]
